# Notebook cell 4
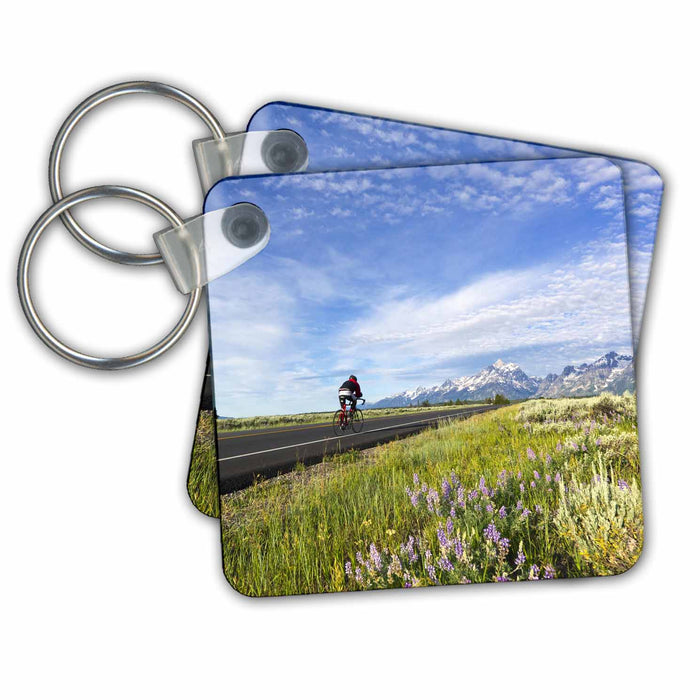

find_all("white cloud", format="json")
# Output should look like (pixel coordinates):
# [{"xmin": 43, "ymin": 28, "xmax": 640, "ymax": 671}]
[
  {"xmin": 341, "ymin": 236, "xmax": 632, "ymax": 381},
  {"xmin": 630, "ymin": 204, "xmax": 656, "ymax": 217},
  {"xmin": 574, "ymin": 160, "xmax": 621, "ymax": 192},
  {"xmin": 290, "ymin": 206, "xmax": 313, "ymax": 219}
]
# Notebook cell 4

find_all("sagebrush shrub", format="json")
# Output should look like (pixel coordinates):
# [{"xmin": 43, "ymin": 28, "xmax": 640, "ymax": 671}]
[{"xmin": 553, "ymin": 467, "xmax": 642, "ymax": 575}]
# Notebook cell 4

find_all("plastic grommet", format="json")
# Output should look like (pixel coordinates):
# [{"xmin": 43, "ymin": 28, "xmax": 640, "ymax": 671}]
[{"xmin": 17, "ymin": 185, "xmax": 201, "ymax": 370}]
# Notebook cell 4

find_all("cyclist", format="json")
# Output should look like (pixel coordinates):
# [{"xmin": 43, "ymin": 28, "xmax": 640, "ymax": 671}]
[{"xmin": 338, "ymin": 374, "xmax": 362, "ymax": 412}]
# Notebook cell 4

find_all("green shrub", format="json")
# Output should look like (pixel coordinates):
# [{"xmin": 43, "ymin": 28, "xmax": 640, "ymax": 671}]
[{"xmin": 553, "ymin": 466, "xmax": 642, "ymax": 576}]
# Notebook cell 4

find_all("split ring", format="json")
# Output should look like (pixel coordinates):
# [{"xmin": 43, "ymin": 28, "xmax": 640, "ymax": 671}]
[
  {"xmin": 48, "ymin": 81, "xmax": 226, "ymax": 266},
  {"xmin": 18, "ymin": 185, "xmax": 201, "ymax": 370}
]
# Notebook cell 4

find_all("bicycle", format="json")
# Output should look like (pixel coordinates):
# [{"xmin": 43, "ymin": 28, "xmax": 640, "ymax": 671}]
[{"xmin": 333, "ymin": 397, "xmax": 365, "ymax": 436}]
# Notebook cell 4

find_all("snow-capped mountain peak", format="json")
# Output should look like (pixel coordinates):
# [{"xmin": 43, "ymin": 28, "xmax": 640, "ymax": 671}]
[{"xmin": 369, "ymin": 351, "xmax": 635, "ymax": 408}]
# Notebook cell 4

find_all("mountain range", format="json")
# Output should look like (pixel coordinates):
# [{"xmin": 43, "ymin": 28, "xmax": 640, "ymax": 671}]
[{"xmin": 369, "ymin": 351, "xmax": 634, "ymax": 407}]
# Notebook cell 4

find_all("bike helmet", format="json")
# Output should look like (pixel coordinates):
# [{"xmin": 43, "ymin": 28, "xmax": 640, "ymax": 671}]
[{"xmin": 349, "ymin": 374, "xmax": 357, "ymax": 381}]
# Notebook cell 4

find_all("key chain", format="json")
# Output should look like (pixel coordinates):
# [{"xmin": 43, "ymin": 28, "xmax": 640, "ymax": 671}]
[
  {"xmin": 198, "ymin": 156, "xmax": 641, "ymax": 594},
  {"xmin": 15, "ymin": 81, "xmax": 658, "ymax": 598}
]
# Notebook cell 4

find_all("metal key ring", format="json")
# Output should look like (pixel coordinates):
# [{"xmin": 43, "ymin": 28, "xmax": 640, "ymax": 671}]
[
  {"xmin": 49, "ymin": 81, "xmax": 226, "ymax": 266},
  {"xmin": 18, "ymin": 185, "xmax": 201, "ymax": 370}
]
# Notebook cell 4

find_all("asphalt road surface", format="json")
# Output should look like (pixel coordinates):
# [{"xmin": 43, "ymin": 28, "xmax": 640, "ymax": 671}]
[{"xmin": 217, "ymin": 405, "xmax": 498, "ymax": 494}]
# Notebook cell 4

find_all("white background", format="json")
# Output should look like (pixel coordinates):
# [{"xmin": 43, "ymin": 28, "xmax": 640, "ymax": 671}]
[{"xmin": 2, "ymin": 2, "xmax": 697, "ymax": 697}]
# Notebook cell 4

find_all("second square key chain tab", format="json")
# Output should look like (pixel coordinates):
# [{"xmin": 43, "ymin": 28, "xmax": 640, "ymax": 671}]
[{"xmin": 17, "ymin": 80, "xmax": 310, "ymax": 369}]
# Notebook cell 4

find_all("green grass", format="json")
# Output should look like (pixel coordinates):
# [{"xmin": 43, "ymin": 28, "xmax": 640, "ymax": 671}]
[
  {"xmin": 187, "ymin": 410, "xmax": 220, "ymax": 518},
  {"xmin": 217, "ymin": 403, "xmax": 486, "ymax": 433},
  {"xmin": 221, "ymin": 394, "xmax": 641, "ymax": 596}
]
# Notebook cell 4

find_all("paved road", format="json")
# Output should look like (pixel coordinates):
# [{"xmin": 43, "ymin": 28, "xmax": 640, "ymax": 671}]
[{"xmin": 217, "ymin": 405, "xmax": 497, "ymax": 493}]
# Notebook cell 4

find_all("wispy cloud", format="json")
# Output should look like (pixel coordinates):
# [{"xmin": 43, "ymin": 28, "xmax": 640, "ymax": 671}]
[
  {"xmin": 247, "ymin": 103, "xmax": 662, "ymax": 352},
  {"xmin": 342, "ymin": 236, "xmax": 631, "ymax": 386}
]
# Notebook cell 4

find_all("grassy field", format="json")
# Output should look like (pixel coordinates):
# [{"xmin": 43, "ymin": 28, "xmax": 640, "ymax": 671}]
[
  {"xmin": 221, "ymin": 393, "xmax": 641, "ymax": 596},
  {"xmin": 217, "ymin": 403, "xmax": 485, "ymax": 433},
  {"xmin": 189, "ymin": 403, "xmax": 488, "ymax": 518},
  {"xmin": 187, "ymin": 410, "xmax": 220, "ymax": 518}
]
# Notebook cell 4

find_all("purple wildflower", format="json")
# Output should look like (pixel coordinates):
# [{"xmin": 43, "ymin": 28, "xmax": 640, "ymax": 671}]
[
  {"xmin": 618, "ymin": 479, "xmax": 630, "ymax": 491},
  {"xmin": 483, "ymin": 522, "xmax": 502, "ymax": 544},
  {"xmin": 554, "ymin": 472, "xmax": 561, "ymax": 483},
  {"xmin": 555, "ymin": 442, "xmax": 562, "ymax": 452},
  {"xmin": 413, "ymin": 473, "xmax": 420, "ymax": 485},
  {"xmin": 345, "ymin": 561, "xmax": 352, "ymax": 576},
  {"xmin": 457, "ymin": 486, "xmax": 466, "ymax": 507},
  {"xmin": 438, "ymin": 557, "xmax": 454, "ymax": 572},
  {"xmin": 437, "ymin": 528, "xmax": 449, "ymax": 549},
  {"xmin": 527, "ymin": 447, "xmax": 536, "ymax": 461},
  {"xmin": 442, "ymin": 478, "xmax": 451, "ymax": 499},
  {"xmin": 544, "ymin": 565, "xmax": 555, "ymax": 579},
  {"xmin": 515, "ymin": 550, "xmax": 526, "ymax": 566},
  {"xmin": 534, "ymin": 470, "xmax": 540, "ymax": 480},
  {"xmin": 426, "ymin": 488, "xmax": 439, "ymax": 513},
  {"xmin": 446, "ymin": 517, "xmax": 454, "ymax": 536},
  {"xmin": 498, "ymin": 505, "xmax": 507, "ymax": 519},
  {"xmin": 545, "ymin": 454, "xmax": 552, "ymax": 466},
  {"xmin": 454, "ymin": 540, "xmax": 463, "ymax": 558},
  {"xmin": 427, "ymin": 564, "xmax": 437, "ymax": 583},
  {"xmin": 369, "ymin": 543, "xmax": 382, "ymax": 570},
  {"xmin": 528, "ymin": 565, "xmax": 540, "ymax": 580}
]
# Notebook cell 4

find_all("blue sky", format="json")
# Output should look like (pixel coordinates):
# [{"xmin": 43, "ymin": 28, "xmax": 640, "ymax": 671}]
[
  {"xmin": 207, "ymin": 158, "xmax": 634, "ymax": 418},
  {"xmin": 248, "ymin": 102, "xmax": 663, "ymax": 348}
]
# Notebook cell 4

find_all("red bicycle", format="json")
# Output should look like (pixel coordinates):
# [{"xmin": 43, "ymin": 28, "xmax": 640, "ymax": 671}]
[{"xmin": 333, "ymin": 397, "xmax": 365, "ymax": 436}]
